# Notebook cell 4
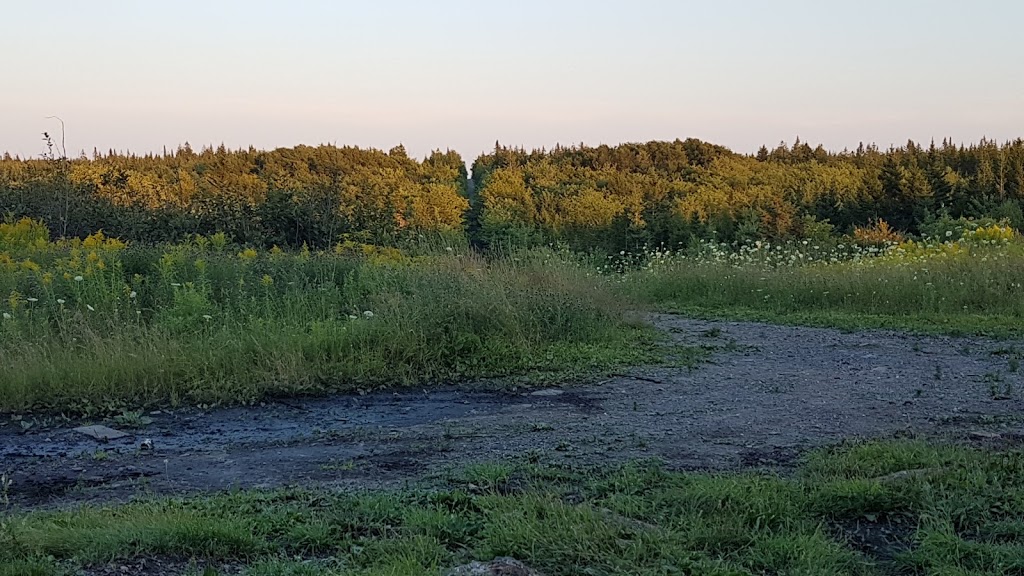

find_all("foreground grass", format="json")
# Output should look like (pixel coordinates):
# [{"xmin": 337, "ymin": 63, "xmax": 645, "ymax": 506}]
[
  {"xmin": 0, "ymin": 228, "xmax": 660, "ymax": 414},
  {"xmin": 2, "ymin": 441, "xmax": 1022, "ymax": 575},
  {"xmin": 622, "ymin": 240, "xmax": 1024, "ymax": 337}
]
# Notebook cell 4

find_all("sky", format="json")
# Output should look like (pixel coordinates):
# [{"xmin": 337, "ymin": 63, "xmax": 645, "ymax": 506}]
[{"xmin": 2, "ymin": 0, "xmax": 1023, "ymax": 162}]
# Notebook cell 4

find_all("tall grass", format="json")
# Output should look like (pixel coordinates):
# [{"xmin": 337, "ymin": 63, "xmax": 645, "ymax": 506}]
[
  {"xmin": 620, "ymin": 233, "xmax": 1024, "ymax": 335},
  {"xmin": 0, "ymin": 222, "xmax": 655, "ymax": 413}
]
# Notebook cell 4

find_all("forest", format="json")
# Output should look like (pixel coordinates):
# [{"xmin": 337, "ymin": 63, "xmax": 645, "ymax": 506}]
[
  {"xmin": 0, "ymin": 143, "xmax": 468, "ymax": 247},
  {"xmin": 472, "ymin": 138, "xmax": 1024, "ymax": 251},
  {"xmin": 2, "ymin": 137, "xmax": 1024, "ymax": 251}
]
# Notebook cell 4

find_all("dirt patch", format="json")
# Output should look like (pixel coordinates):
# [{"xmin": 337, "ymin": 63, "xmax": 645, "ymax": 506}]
[
  {"xmin": 76, "ymin": 557, "xmax": 242, "ymax": 576},
  {"xmin": 830, "ymin": 516, "xmax": 916, "ymax": 572},
  {"xmin": 3, "ymin": 314, "xmax": 1023, "ymax": 509}
]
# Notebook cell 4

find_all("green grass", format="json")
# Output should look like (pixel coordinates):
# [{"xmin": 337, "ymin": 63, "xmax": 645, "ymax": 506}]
[
  {"xmin": 2, "ymin": 441, "xmax": 1022, "ymax": 575},
  {"xmin": 0, "ymin": 239, "xmax": 662, "ymax": 414},
  {"xmin": 621, "ymin": 241, "xmax": 1024, "ymax": 337}
]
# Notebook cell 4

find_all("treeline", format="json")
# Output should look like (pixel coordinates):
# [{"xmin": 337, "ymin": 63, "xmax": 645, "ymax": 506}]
[
  {"xmin": 471, "ymin": 138, "xmax": 1024, "ymax": 251},
  {"xmin": 2, "ymin": 138, "xmax": 1023, "ymax": 251},
  {"xmin": 0, "ymin": 144, "xmax": 468, "ymax": 247}
]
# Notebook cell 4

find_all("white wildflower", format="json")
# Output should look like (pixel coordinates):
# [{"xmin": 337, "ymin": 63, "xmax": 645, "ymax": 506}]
[
  {"xmin": 202, "ymin": 314, "xmax": 212, "ymax": 320},
  {"xmin": 2, "ymin": 312, "xmax": 11, "ymax": 320},
  {"xmin": 129, "ymin": 291, "xmax": 137, "ymax": 299},
  {"xmin": 73, "ymin": 275, "xmax": 84, "ymax": 282},
  {"xmin": 26, "ymin": 297, "xmax": 38, "ymax": 302},
  {"xmin": 348, "ymin": 315, "xmax": 358, "ymax": 320},
  {"xmin": 57, "ymin": 299, "xmax": 66, "ymax": 305},
  {"xmin": 86, "ymin": 304, "xmax": 95, "ymax": 312},
  {"xmin": 363, "ymin": 310, "xmax": 374, "ymax": 318}
]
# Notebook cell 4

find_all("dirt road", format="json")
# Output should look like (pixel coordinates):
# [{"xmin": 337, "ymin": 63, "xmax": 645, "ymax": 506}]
[{"xmin": 4, "ymin": 315, "xmax": 1023, "ymax": 508}]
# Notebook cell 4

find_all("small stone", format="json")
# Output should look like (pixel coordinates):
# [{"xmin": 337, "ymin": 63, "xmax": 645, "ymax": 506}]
[{"xmin": 73, "ymin": 425, "xmax": 129, "ymax": 441}]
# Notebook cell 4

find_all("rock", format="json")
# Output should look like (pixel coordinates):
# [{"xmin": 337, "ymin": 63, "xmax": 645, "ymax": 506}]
[
  {"xmin": 73, "ymin": 425, "xmax": 129, "ymax": 441},
  {"xmin": 969, "ymin": 431, "xmax": 1002, "ymax": 440},
  {"xmin": 445, "ymin": 557, "xmax": 543, "ymax": 576},
  {"xmin": 529, "ymin": 389, "xmax": 564, "ymax": 397}
]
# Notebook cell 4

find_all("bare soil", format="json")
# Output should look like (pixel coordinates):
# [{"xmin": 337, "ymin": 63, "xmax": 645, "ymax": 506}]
[{"xmin": 4, "ymin": 314, "xmax": 1023, "ymax": 509}]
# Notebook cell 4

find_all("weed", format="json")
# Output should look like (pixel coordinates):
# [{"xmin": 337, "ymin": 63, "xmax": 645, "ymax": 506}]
[
  {"xmin": 983, "ymin": 372, "xmax": 1005, "ymax": 383},
  {"xmin": 984, "ymin": 373, "xmax": 1014, "ymax": 399},
  {"xmin": 319, "ymin": 459, "xmax": 356, "ymax": 472},
  {"xmin": 112, "ymin": 410, "xmax": 153, "ymax": 428},
  {"xmin": 459, "ymin": 462, "xmax": 513, "ymax": 491}
]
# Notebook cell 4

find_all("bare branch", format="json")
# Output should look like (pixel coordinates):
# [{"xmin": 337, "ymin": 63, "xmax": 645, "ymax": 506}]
[{"xmin": 44, "ymin": 116, "xmax": 66, "ymax": 159}]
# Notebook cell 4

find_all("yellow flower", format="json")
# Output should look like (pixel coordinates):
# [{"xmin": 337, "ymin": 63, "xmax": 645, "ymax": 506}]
[
  {"xmin": 41, "ymin": 272, "xmax": 54, "ymax": 285},
  {"xmin": 82, "ymin": 231, "xmax": 106, "ymax": 249},
  {"xmin": 238, "ymin": 248, "xmax": 258, "ymax": 261},
  {"xmin": 261, "ymin": 274, "xmax": 274, "ymax": 286}
]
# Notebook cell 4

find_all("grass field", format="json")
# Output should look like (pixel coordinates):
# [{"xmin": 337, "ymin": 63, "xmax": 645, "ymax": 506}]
[
  {"xmin": 0, "ymin": 219, "xmax": 660, "ymax": 414},
  {"xmin": 620, "ymin": 225, "xmax": 1024, "ymax": 337},
  {"xmin": 2, "ymin": 440, "xmax": 1023, "ymax": 575}
]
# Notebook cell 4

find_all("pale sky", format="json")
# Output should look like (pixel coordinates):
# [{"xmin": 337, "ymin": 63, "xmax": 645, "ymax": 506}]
[{"xmin": 2, "ymin": 0, "xmax": 1022, "ymax": 161}]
